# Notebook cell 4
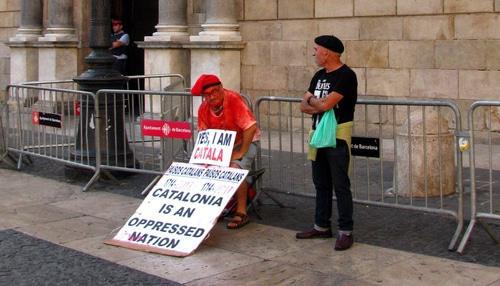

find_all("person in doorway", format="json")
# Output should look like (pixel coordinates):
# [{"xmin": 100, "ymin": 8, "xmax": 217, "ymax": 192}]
[
  {"xmin": 296, "ymin": 35, "xmax": 358, "ymax": 251},
  {"xmin": 110, "ymin": 18, "xmax": 129, "ymax": 75},
  {"xmin": 191, "ymin": 74, "xmax": 261, "ymax": 229}
]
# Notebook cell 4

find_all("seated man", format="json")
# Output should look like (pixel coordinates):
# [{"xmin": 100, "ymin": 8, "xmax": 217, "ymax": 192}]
[{"xmin": 191, "ymin": 74, "xmax": 261, "ymax": 229}]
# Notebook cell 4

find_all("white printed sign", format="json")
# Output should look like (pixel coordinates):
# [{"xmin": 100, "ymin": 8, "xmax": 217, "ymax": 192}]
[
  {"xmin": 189, "ymin": 129, "xmax": 236, "ymax": 167},
  {"xmin": 105, "ymin": 162, "xmax": 248, "ymax": 257}
]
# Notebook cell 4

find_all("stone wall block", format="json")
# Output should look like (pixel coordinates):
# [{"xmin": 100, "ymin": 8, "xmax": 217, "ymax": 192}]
[
  {"xmin": 366, "ymin": 68, "xmax": 410, "ymax": 97},
  {"xmin": 345, "ymin": 41, "xmax": 389, "ymax": 68},
  {"xmin": 487, "ymin": 40, "xmax": 500, "ymax": 69},
  {"xmin": 0, "ymin": 11, "xmax": 18, "ymax": 27},
  {"xmin": 389, "ymin": 41, "xmax": 434, "ymax": 68},
  {"xmin": 0, "ymin": 0, "xmax": 20, "ymax": 11},
  {"xmin": 397, "ymin": 0, "xmax": 443, "ymax": 15},
  {"xmin": 278, "ymin": 0, "xmax": 314, "ymax": 19},
  {"xmin": 287, "ymin": 66, "xmax": 317, "ymax": 91},
  {"xmin": 241, "ymin": 65, "xmax": 254, "ymax": 90},
  {"xmin": 236, "ymin": 0, "xmax": 244, "ymax": 20},
  {"xmin": 317, "ymin": 18, "xmax": 360, "ymax": 40},
  {"xmin": 351, "ymin": 67, "xmax": 366, "ymax": 95},
  {"xmin": 240, "ymin": 22, "xmax": 282, "ymax": 41},
  {"xmin": 242, "ymin": 41, "xmax": 271, "ymax": 65},
  {"xmin": 354, "ymin": 0, "xmax": 396, "ymax": 16},
  {"xmin": 315, "ymin": 0, "xmax": 353, "ymax": 18},
  {"xmin": 403, "ymin": 16, "xmax": 453, "ymax": 40},
  {"xmin": 410, "ymin": 69, "xmax": 458, "ymax": 99},
  {"xmin": 0, "ymin": 27, "xmax": 17, "ymax": 42},
  {"xmin": 253, "ymin": 65, "xmax": 287, "ymax": 90},
  {"xmin": 455, "ymin": 14, "xmax": 500, "ymax": 39},
  {"xmin": 435, "ymin": 40, "xmax": 488, "ymax": 70},
  {"xmin": 245, "ymin": 0, "xmax": 277, "ymax": 20},
  {"xmin": 0, "ymin": 57, "xmax": 9, "ymax": 74},
  {"xmin": 360, "ymin": 17, "xmax": 403, "ymax": 40},
  {"xmin": 459, "ymin": 70, "xmax": 500, "ymax": 100},
  {"xmin": 496, "ymin": 0, "xmax": 500, "ymax": 11},
  {"xmin": 282, "ymin": 20, "xmax": 317, "ymax": 41},
  {"xmin": 444, "ymin": 0, "xmax": 494, "ymax": 13},
  {"xmin": 270, "ymin": 41, "xmax": 307, "ymax": 66}
]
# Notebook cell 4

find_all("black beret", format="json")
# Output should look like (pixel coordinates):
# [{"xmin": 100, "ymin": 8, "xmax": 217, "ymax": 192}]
[{"xmin": 314, "ymin": 35, "xmax": 344, "ymax": 54}]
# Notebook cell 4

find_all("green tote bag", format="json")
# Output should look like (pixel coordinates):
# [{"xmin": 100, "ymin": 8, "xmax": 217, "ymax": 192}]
[{"xmin": 310, "ymin": 109, "xmax": 337, "ymax": 148}]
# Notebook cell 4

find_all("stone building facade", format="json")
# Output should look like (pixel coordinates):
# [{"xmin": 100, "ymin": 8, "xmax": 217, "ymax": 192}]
[{"xmin": 0, "ymin": 0, "xmax": 499, "ymax": 111}]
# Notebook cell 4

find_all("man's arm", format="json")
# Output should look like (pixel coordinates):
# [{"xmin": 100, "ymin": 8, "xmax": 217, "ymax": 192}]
[
  {"xmin": 110, "ymin": 34, "xmax": 129, "ymax": 49},
  {"xmin": 231, "ymin": 123, "xmax": 257, "ymax": 161},
  {"xmin": 301, "ymin": 91, "xmax": 344, "ymax": 114}
]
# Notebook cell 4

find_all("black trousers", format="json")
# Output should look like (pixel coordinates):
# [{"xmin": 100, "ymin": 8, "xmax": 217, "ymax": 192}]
[
  {"xmin": 312, "ymin": 139, "xmax": 353, "ymax": 231},
  {"xmin": 112, "ymin": 59, "xmax": 127, "ymax": 75}
]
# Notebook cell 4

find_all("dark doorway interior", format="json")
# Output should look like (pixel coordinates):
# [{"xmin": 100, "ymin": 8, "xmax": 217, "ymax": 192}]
[{"xmin": 111, "ymin": 0, "xmax": 158, "ymax": 77}]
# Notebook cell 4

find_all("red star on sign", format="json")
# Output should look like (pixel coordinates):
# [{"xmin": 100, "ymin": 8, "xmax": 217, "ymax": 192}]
[
  {"xmin": 32, "ymin": 111, "xmax": 39, "ymax": 125},
  {"xmin": 162, "ymin": 123, "xmax": 171, "ymax": 136}
]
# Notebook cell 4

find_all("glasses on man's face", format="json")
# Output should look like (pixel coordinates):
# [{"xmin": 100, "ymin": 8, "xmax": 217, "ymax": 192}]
[{"xmin": 201, "ymin": 86, "xmax": 219, "ymax": 97}]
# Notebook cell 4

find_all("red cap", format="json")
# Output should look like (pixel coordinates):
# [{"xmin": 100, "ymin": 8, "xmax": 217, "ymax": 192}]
[
  {"xmin": 191, "ymin": 74, "xmax": 221, "ymax": 96},
  {"xmin": 112, "ymin": 19, "xmax": 123, "ymax": 25}
]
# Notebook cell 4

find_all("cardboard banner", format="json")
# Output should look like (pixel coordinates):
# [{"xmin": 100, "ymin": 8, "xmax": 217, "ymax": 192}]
[
  {"xmin": 189, "ymin": 129, "xmax": 236, "ymax": 167},
  {"xmin": 31, "ymin": 111, "xmax": 62, "ymax": 128},
  {"xmin": 140, "ymin": 119, "xmax": 192, "ymax": 139},
  {"xmin": 106, "ymin": 162, "xmax": 248, "ymax": 257}
]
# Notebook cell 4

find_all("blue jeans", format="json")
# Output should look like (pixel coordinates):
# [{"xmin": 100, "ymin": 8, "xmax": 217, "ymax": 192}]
[{"xmin": 312, "ymin": 139, "xmax": 353, "ymax": 231}]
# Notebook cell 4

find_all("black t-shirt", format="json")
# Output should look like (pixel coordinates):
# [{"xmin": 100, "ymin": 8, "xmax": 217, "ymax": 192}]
[{"xmin": 307, "ymin": 64, "xmax": 357, "ymax": 128}]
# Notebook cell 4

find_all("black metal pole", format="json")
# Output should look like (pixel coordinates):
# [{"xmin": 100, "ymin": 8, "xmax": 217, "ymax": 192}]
[{"xmin": 72, "ymin": 0, "xmax": 134, "ymax": 168}]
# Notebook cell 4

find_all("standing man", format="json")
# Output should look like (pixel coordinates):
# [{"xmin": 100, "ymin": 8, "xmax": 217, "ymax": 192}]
[
  {"xmin": 110, "ymin": 19, "xmax": 129, "ymax": 75},
  {"xmin": 296, "ymin": 35, "xmax": 357, "ymax": 251},
  {"xmin": 191, "ymin": 74, "xmax": 261, "ymax": 229}
]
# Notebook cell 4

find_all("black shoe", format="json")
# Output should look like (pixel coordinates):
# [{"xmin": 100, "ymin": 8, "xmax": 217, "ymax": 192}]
[
  {"xmin": 296, "ymin": 228, "xmax": 333, "ymax": 239},
  {"xmin": 334, "ymin": 233, "xmax": 353, "ymax": 251}
]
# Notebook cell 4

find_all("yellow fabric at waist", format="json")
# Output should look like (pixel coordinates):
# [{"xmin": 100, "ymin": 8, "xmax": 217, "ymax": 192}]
[
  {"xmin": 336, "ymin": 121, "xmax": 353, "ymax": 149},
  {"xmin": 307, "ymin": 121, "xmax": 353, "ymax": 161}
]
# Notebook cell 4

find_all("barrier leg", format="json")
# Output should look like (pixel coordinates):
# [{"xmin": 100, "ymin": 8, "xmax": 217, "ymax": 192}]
[
  {"xmin": 248, "ymin": 200, "xmax": 263, "ymax": 220},
  {"xmin": 448, "ymin": 220, "xmax": 463, "ymax": 251},
  {"xmin": 0, "ymin": 149, "xmax": 17, "ymax": 169},
  {"xmin": 83, "ymin": 169, "xmax": 101, "ymax": 192},
  {"xmin": 478, "ymin": 220, "xmax": 500, "ymax": 244},
  {"xmin": 457, "ymin": 219, "xmax": 476, "ymax": 254},
  {"xmin": 16, "ymin": 153, "xmax": 23, "ymax": 169},
  {"xmin": 141, "ymin": 175, "xmax": 161, "ymax": 196}
]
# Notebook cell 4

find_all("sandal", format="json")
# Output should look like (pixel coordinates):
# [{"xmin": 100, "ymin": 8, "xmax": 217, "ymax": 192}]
[{"xmin": 226, "ymin": 212, "xmax": 250, "ymax": 229}]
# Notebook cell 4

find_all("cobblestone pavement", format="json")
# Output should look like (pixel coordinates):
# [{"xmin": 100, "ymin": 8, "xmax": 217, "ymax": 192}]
[{"xmin": 0, "ymin": 229, "xmax": 181, "ymax": 286}]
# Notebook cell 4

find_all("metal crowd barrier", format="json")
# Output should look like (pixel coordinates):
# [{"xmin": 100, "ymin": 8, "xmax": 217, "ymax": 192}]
[
  {"xmin": 84, "ymin": 89, "xmax": 195, "ymax": 192},
  {"xmin": 21, "ymin": 74, "xmax": 186, "ymax": 92},
  {"xmin": 0, "ymin": 102, "xmax": 16, "ymax": 168},
  {"xmin": 127, "ymin": 74, "xmax": 186, "ymax": 91},
  {"xmin": 457, "ymin": 101, "xmax": 500, "ymax": 253},
  {"xmin": 6, "ymin": 84, "xmax": 97, "ymax": 172},
  {"xmin": 255, "ymin": 96, "xmax": 464, "ymax": 250}
]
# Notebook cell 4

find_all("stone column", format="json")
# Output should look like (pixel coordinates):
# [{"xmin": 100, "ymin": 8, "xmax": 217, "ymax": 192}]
[
  {"xmin": 190, "ymin": 0, "xmax": 244, "ymax": 111},
  {"xmin": 12, "ymin": 0, "xmax": 43, "ymax": 41},
  {"xmin": 8, "ymin": 0, "xmax": 43, "ymax": 84},
  {"xmin": 140, "ymin": 0, "xmax": 191, "ymax": 113},
  {"xmin": 146, "ymin": 0, "xmax": 189, "ymax": 41},
  {"xmin": 41, "ymin": 0, "xmax": 76, "ymax": 41},
  {"xmin": 37, "ymin": 0, "xmax": 78, "ymax": 83},
  {"xmin": 197, "ymin": 0, "xmax": 241, "ymax": 40}
]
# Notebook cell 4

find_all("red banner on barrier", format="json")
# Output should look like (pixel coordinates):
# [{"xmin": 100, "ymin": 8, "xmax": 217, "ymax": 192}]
[
  {"xmin": 140, "ymin": 119, "xmax": 192, "ymax": 139},
  {"xmin": 32, "ymin": 111, "xmax": 63, "ymax": 128},
  {"xmin": 74, "ymin": 101, "xmax": 81, "ymax": 116}
]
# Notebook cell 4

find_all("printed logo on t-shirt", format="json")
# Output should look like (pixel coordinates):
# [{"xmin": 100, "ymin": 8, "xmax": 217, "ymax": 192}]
[{"xmin": 314, "ymin": 79, "xmax": 330, "ymax": 98}]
